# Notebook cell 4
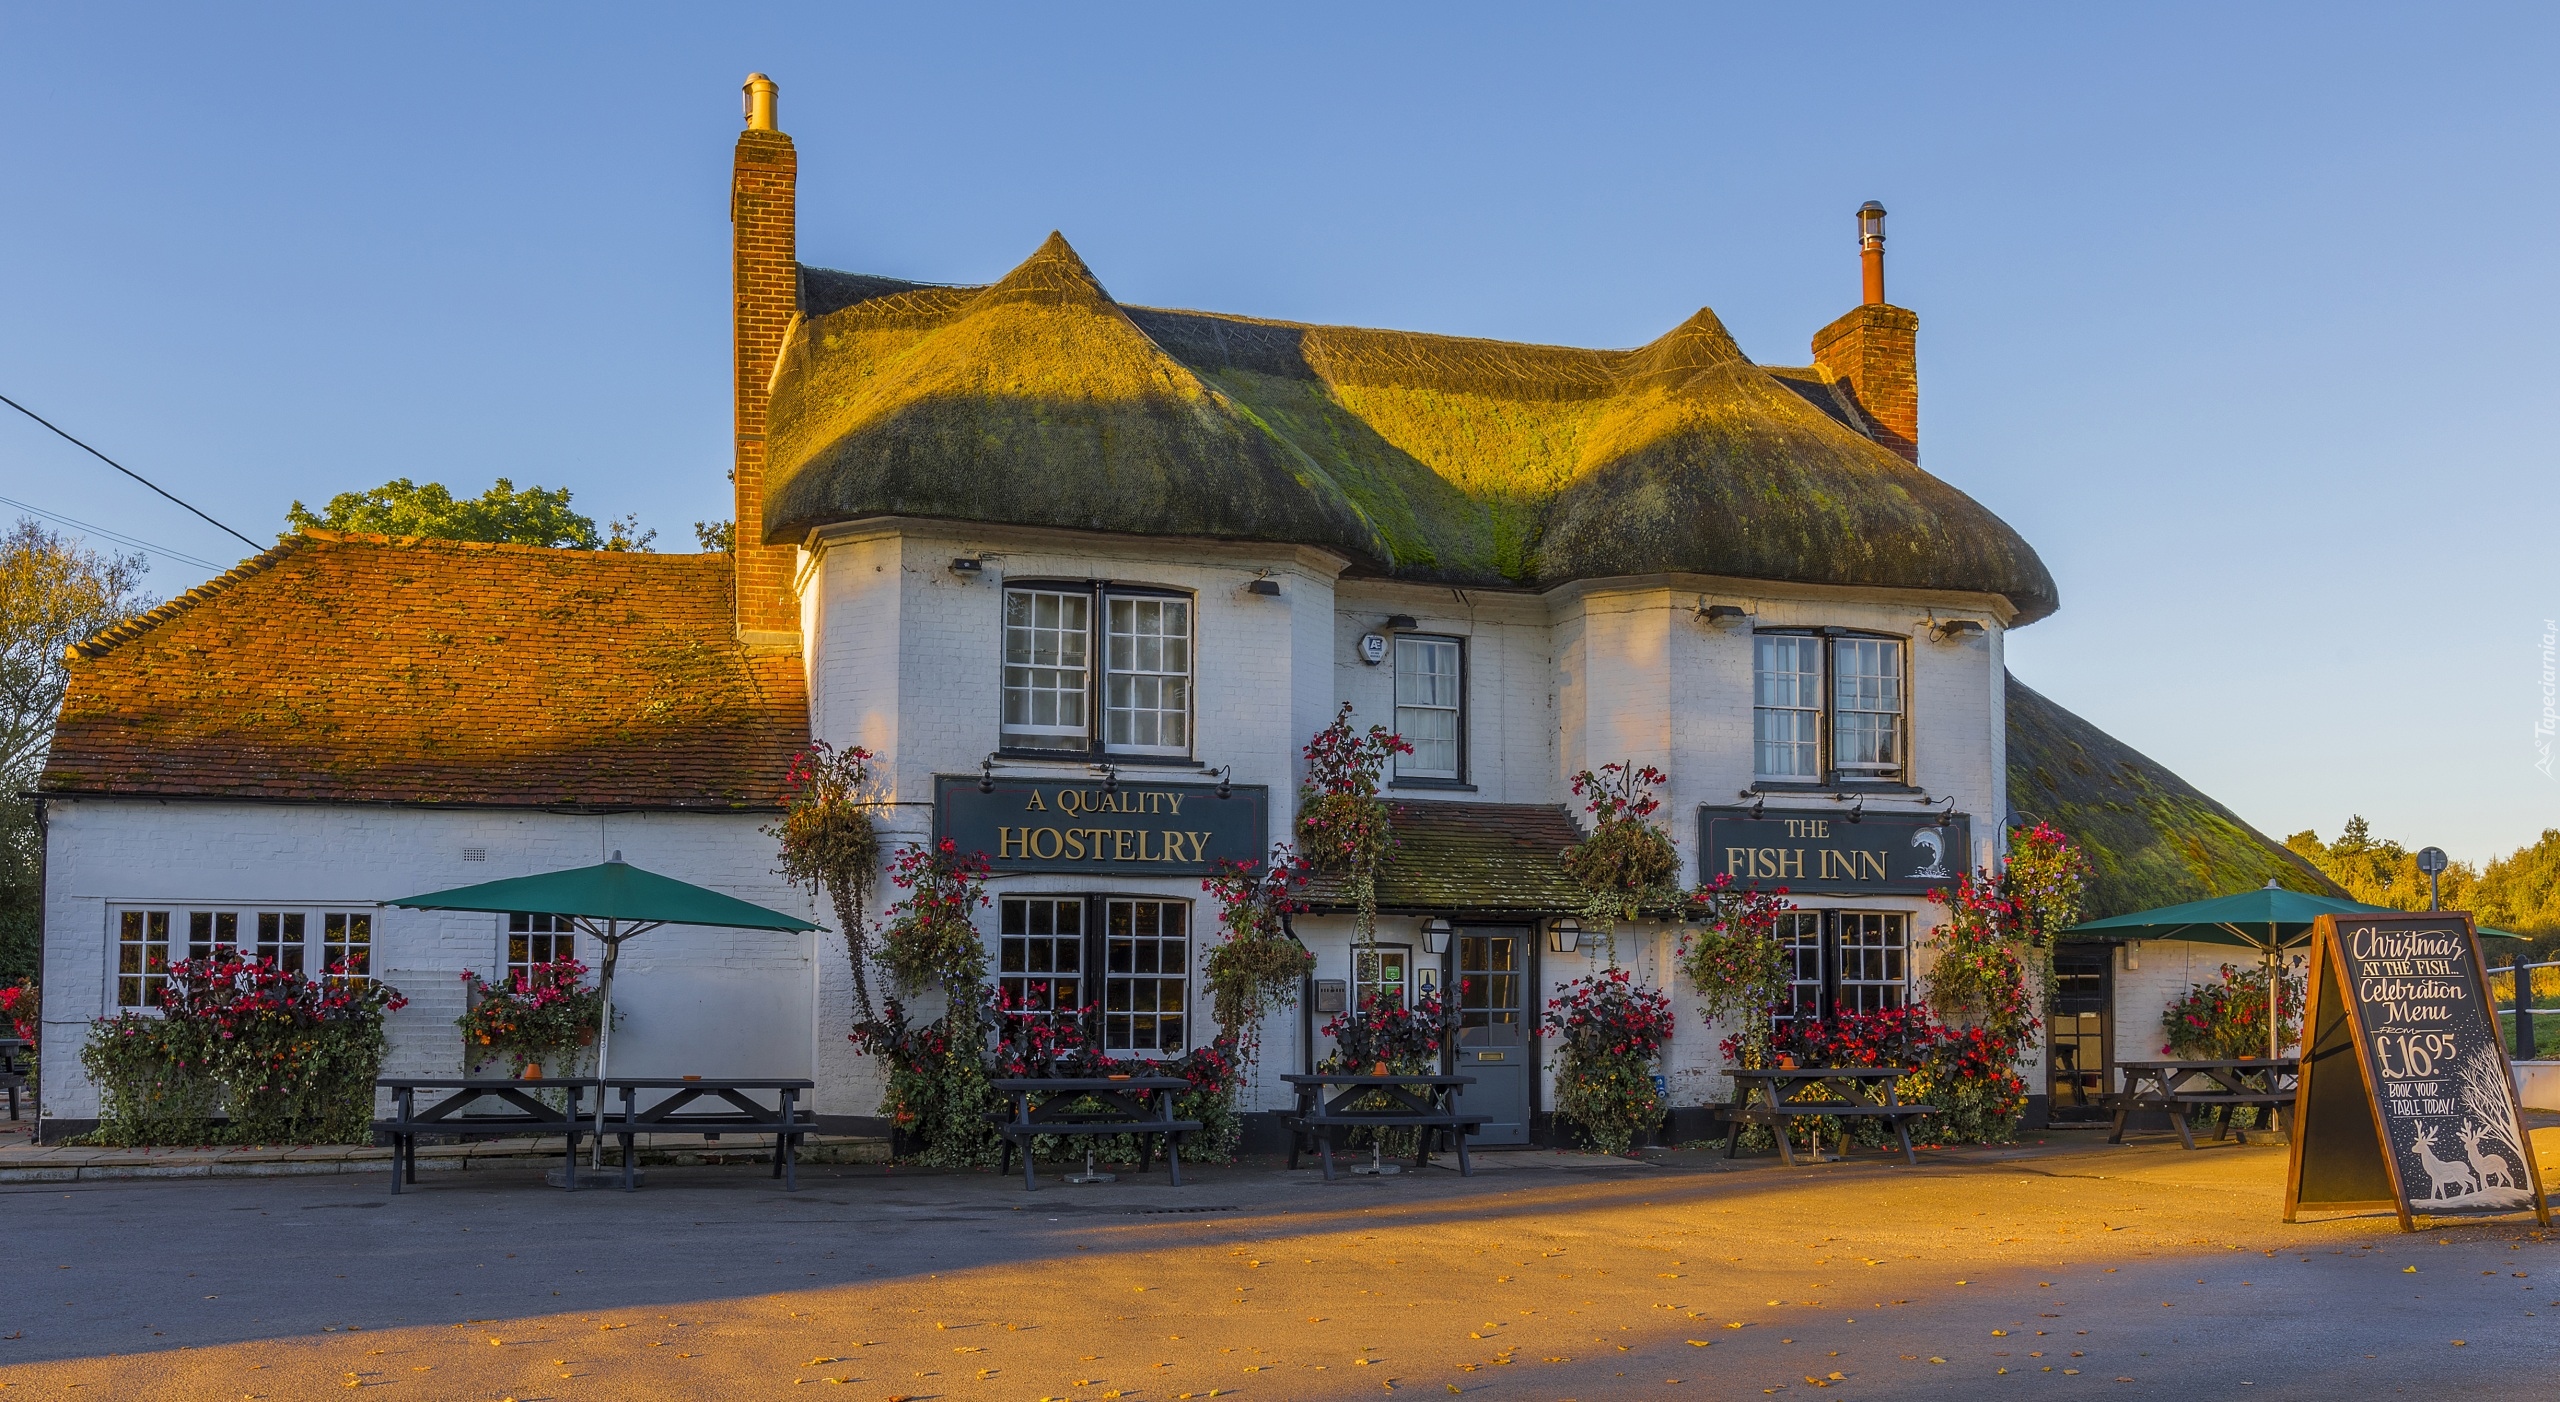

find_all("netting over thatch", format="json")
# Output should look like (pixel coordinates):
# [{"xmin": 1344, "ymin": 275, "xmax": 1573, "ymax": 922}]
[{"xmin": 767, "ymin": 233, "xmax": 2058, "ymax": 621}]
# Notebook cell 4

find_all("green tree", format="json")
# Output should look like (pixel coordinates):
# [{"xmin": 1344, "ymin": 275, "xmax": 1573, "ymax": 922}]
[
  {"xmin": 1, "ymin": 520, "xmax": 157, "ymax": 981},
  {"xmin": 284, "ymin": 478, "xmax": 616, "ymax": 549},
  {"xmin": 2285, "ymin": 816, "xmax": 2481, "ymax": 914}
]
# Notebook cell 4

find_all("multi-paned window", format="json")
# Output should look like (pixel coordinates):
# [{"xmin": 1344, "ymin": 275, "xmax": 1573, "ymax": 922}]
[
  {"xmin": 998, "ymin": 897, "xmax": 1085, "ymax": 1020},
  {"xmin": 1775, "ymin": 910, "xmax": 1825, "ymax": 1026},
  {"xmin": 506, "ymin": 912, "xmax": 576, "ymax": 976},
  {"xmin": 1771, "ymin": 910, "xmax": 1909, "ymax": 1024},
  {"xmin": 1104, "ymin": 597, "xmax": 1191, "ymax": 754},
  {"xmin": 1104, "ymin": 899, "xmax": 1189, "ymax": 1055},
  {"xmin": 113, "ymin": 906, "xmax": 379, "ymax": 1010},
  {"xmin": 1834, "ymin": 912, "xmax": 1909, "ymax": 1014},
  {"xmin": 1393, "ymin": 636, "xmax": 1464, "ymax": 781},
  {"xmin": 1752, "ymin": 632, "xmax": 1907, "ymax": 783},
  {"xmin": 1001, "ymin": 584, "xmax": 1193, "ymax": 757},
  {"xmin": 1456, "ymin": 932, "xmax": 1521, "ymax": 1029},
  {"xmin": 1354, "ymin": 946, "xmax": 1410, "ymax": 1011}
]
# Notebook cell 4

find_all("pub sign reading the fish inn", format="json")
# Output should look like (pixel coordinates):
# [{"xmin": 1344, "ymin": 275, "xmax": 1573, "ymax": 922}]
[
  {"xmin": 1697, "ymin": 807, "xmax": 1971, "ymax": 895},
  {"xmin": 933, "ymin": 775, "xmax": 1268, "ymax": 876}
]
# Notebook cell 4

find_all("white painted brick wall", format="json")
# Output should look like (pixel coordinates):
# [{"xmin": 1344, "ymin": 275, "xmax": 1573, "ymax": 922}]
[{"xmin": 39, "ymin": 801, "xmax": 830, "ymax": 1127}]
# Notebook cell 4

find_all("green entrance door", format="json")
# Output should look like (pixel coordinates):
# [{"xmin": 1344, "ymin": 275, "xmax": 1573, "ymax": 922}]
[{"xmin": 1451, "ymin": 927, "xmax": 1530, "ymax": 1145}]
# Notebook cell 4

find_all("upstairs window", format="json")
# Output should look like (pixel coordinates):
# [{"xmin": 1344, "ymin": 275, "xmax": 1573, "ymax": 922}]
[
  {"xmin": 1001, "ymin": 584, "xmax": 1193, "ymax": 758},
  {"xmin": 1752, "ymin": 631, "xmax": 1907, "ymax": 783},
  {"xmin": 1393, "ymin": 636, "xmax": 1464, "ymax": 781}
]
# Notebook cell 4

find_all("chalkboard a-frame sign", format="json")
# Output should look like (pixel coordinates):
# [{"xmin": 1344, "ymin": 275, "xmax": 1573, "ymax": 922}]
[{"xmin": 2285, "ymin": 912, "xmax": 2551, "ymax": 1230}]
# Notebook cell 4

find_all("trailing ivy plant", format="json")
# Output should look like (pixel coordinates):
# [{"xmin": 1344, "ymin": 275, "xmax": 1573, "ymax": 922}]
[
  {"xmin": 1200, "ymin": 850, "xmax": 1315, "ymax": 1071},
  {"xmin": 1295, "ymin": 704, "xmax": 1409, "ymax": 949},
  {"xmin": 1673, "ymin": 874, "xmax": 1795, "ymax": 1068},
  {"xmin": 878, "ymin": 839, "xmax": 993, "ymax": 1001},
  {"xmin": 772, "ymin": 742, "xmax": 884, "ymax": 1020},
  {"xmin": 1562, "ymin": 763, "xmax": 1683, "ymax": 936}
]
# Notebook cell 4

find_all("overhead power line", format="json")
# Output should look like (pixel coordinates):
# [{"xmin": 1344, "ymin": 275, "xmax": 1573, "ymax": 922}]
[
  {"xmin": 0, "ymin": 391, "xmax": 263, "ymax": 552},
  {"xmin": 0, "ymin": 492, "xmax": 227, "ymax": 572}
]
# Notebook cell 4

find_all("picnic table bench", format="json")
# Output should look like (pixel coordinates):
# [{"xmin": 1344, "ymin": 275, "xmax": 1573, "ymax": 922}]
[
  {"xmin": 1721, "ymin": 1066, "xmax": 1936, "ymax": 1166},
  {"xmin": 1282, "ymin": 1073, "xmax": 1482, "ymax": 1181},
  {"xmin": 2107, "ymin": 1059, "xmax": 2299, "ymax": 1149},
  {"xmin": 603, "ymin": 1078, "xmax": 815, "ymax": 1191},
  {"xmin": 986, "ymin": 1076, "xmax": 1199, "ymax": 1191},
  {"xmin": 374, "ymin": 1077, "xmax": 593, "ymax": 1193}
]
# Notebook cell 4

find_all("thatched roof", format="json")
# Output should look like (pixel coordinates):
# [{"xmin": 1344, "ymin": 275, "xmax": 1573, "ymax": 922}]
[
  {"xmin": 2005, "ymin": 671, "xmax": 2341, "ymax": 919},
  {"xmin": 770, "ymin": 234, "xmax": 2059, "ymax": 622}
]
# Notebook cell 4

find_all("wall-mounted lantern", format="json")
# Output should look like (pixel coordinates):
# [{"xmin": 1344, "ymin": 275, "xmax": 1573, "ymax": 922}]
[
  {"xmin": 1421, "ymin": 916, "xmax": 1453, "ymax": 955},
  {"xmin": 1548, "ymin": 917, "xmax": 1581, "ymax": 954}
]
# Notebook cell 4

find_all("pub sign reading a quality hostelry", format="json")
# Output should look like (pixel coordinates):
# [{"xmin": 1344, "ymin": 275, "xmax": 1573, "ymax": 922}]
[
  {"xmin": 933, "ymin": 775, "xmax": 1268, "ymax": 876},
  {"xmin": 1697, "ymin": 808, "xmax": 1972, "ymax": 895}
]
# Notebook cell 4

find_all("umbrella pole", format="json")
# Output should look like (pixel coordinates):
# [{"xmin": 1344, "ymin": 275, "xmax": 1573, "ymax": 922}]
[{"xmin": 591, "ymin": 920, "xmax": 619, "ymax": 1171}]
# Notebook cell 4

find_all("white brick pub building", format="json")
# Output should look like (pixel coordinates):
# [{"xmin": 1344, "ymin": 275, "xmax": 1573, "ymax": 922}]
[{"xmin": 32, "ymin": 76, "xmax": 2335, "ymax": 1144}]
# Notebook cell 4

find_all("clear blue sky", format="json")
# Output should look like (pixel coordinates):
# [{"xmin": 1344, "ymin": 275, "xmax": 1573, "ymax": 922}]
[{"xmin": 4, "ymin": 4, "xmax": 2554, "ymax": 864}]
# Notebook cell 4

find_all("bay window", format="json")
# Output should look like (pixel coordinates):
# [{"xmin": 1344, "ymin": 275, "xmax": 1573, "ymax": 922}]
[
  {"xmin": 1752, "ymin": 630, "xmax": 1907, "ymax": 784},
  {"xmin": 1001, "ymin": 583, "xmax": 1193, "ymax": 758}
]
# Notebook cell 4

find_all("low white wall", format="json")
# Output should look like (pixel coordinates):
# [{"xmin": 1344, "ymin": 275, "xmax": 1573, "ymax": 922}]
[
  {"xmin": 38, "ymin": 799, "xmax": 862, "ymax": 1128},
  {"xmin": 2514, "ymin": 1061, "xmax": 2560, "ymax": 1112}
]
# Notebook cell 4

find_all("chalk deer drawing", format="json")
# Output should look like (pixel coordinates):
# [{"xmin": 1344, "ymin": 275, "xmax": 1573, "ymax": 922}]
[
  {"xmin": 2411, "ymin": 1125, "xmax": 2479, "ymax": 1201},
  {"xmin": 2458, "ymin": 1121, "xmax": 2519, "ymax": 1192}
]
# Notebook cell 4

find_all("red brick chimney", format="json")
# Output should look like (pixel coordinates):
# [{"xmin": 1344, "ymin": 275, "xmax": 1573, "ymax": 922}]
[
  {"xmin": 731, "ymin": 72, "xmax": 801, "ymax": 642},
  {"xmin": 1811, "ymin": 200, "xmax": 1920, "ymax": 465}
]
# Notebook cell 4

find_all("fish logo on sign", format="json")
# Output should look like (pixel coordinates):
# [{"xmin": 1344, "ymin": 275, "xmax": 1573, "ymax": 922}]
[{"xmin": 1909, "ymin": 827, "xmax": 1949, "ymax": 879}]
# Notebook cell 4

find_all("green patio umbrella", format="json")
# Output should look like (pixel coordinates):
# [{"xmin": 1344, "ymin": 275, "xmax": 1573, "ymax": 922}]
[
  {"xmin": 2066, "ymin": 881, "xmax": 2525, "ymax": 1059},
  {"xmin": 391, "ymin": 853, "xmax": 821, "ymax": 1168}
]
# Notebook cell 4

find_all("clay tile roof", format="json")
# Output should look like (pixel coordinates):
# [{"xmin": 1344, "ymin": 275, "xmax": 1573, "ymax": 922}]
[
  {"xmin": 1305, "ymin": 800, "xmax": 1587, "ymax": 915},
  {"xmin": 41, "ymin": 532, "xmax": 810, "ymax": 809},
  {"xmin": 768, "ymin": 234, "xmax": 2059, "ymax": 624}
]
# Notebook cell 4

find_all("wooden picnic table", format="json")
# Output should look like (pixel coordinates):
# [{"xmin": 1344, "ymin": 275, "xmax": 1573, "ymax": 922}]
[
  {"xmin": 1281, "ymin": 1072, "xmax": 1482, "ymax": 1181},
  {"xmin": 2107, "ymin": 1059, "xmax": 2300, "ymax": 1149},
  {"xmin": 986, "ymin": 1076, "xmax": 1200, "ymax": 1191},
  {"xmin": 602, "ymin": 1078, "xmax": 816, "ymax": 1192},
  {"xmin": 374, "ymin": 1077, "xmax": 595, "ymax": 1193},
  {"xmin": 1721, "ymin": 1066, "xmax": 1936, "ymax": 1167}
]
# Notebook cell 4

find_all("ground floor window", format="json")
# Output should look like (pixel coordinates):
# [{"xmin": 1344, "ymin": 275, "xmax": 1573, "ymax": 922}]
[
  {"xmin": 999, "ymin": 896, "xmax": 1085, "ymax": 1017},
  {"xmin": 988, "ymin": 895, "xmax": 1193, "ymax": 1056},
  {"xmin": 1105, "ymin": 899, "xmax": 1189, "ymax": 1056},
  {"xmin": 1355, "ymin": 946, "xmax": 1411, "ymax": 1010},
  {"xmin": 506, "ymin": 912, "xmax": 576, "ymax": 975},
  {"xmin": 1772, "ymin": 909, "xmax": 1909, "ymax": 1025},
  {"xmin": 113, "ymin": 905, "xmax": 383, "ymax": 1010}
]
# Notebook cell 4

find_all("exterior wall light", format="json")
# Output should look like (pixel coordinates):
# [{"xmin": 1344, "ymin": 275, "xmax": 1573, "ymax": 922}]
[
  {"xmin": 1696, "ymin": 602, "xmax": 1747, "ymax": 625},
  {"xmin": 1930, "ymin": 618, "xmax": 1984, "ymax": 641},
  {"xmin": 1210, "ymin": 764, "xmax": 1234, "ymax": 800},
  {"xmin": 1382, "ymin": 613, "xmax": 1419, "ymax": 632},
  {"xmin": 1548, "ymin": 917, "xmax": 1581, "ymax": 954},
  {"xmin": 1421, "ymin": 916, "xmax": 1453, "ymax": 955},
  {"xmin": 979, "ymin": 757, "xmax": 996, "ymax": 794},
  {"xmin": 949, "ymin": 557, "xmax": 984, "ymax": 577},
  {"xmin": 1246, "ymin": 578, "xmax": 1282, "ymax": 597}
]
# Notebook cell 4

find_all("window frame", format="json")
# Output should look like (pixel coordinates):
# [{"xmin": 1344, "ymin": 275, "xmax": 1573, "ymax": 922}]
[
  {"xmin": 1768, "ymin": 908, "xmax": 1911, "ymax": 1025},
  {"xmin": 505, "ymin": 912, "xmax": 579, "ymax": 979},
  {"xmin": 987, "ymin": 892, "xmax": 1197, "ymax": 1060},
  {"xmin": 1750, "ymin": 627, "xmax": 1911, "ymax": 786},
  {"xmin": 1391, "ymin": 634, "xmax": 1467, "ymax": 784},
  {"xmin": 110, "ymin": 904, "xmax": 383, "ymax": 1012},
  {"xmin": 997, "ymin": 580, "xmax": 1198, "ymax": 762}
]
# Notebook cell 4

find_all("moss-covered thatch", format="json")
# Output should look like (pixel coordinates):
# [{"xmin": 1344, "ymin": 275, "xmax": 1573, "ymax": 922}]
[
  {"xmin": 2006, "ymin": 671, "xmax": 2341, "ymax": 918},
  {"xmin": 771, "ymin": 235, "xmax": 2059, "ymax": 622}
]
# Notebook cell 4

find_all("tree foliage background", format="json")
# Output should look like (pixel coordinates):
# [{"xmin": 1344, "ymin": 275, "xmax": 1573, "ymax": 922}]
[
  {"xmin": 2287, "ymin": 816, "xmax": 2560, "ymax": 959},
  {"xmin": 283, "ymin": 477, "xmax": 655, "ymax": 552},
  {"xmin": 1, "ymin": 520, "xmax": 157, "ymax": 982}
]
